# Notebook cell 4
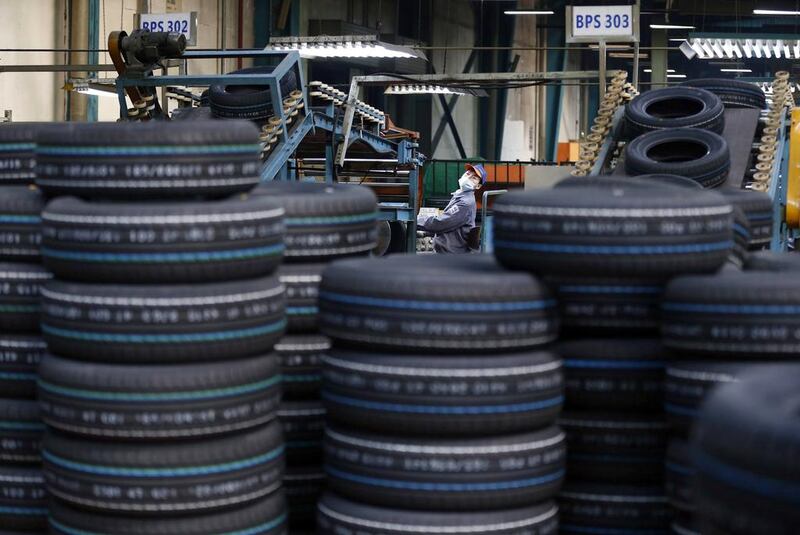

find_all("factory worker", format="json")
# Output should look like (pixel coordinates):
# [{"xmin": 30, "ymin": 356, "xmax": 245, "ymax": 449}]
[{"xmin": 417, "ymin": 163, "xmax": 487, "ymax": 254}]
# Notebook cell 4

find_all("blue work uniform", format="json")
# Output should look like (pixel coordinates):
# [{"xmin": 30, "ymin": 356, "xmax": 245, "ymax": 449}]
[{"xmin": 418, "ymin": 189, "xmax": 477, "ymax": 254}]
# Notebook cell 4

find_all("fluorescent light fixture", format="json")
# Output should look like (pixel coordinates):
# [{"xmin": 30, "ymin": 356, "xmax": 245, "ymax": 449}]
[
  {"xmin": 384, "ymin": 85, "xmax": 488, "ymax": 97},
  {"xmin": 667, "ymin": 74, "xmax": 687, "ymax": 78},
  {"xmin": 504, "ymin": 10, "xmax": 554, "ymax": 15},
  {"xmin": 644, "ymin": 69, "xmax": 676, "ymax": 73},
  {"xmin": 754, "ymin": 9, "xmax": 800, "ymax": 15},
  {"xmin": 720, "ymin": 68, "xmax": 752, "ymax": 72},
  {"xmin": 64, "ymin": 81, "xmax": 118, "ymax": 98},
  {"xmin": 266, "ymin": 35, "xmax": 425, "ymax": 60},
  {"xmin": 683, "ymin": 36, "xmax": 800, "ymax": 60},
  {"xmin": 650, "ymin": 24, "xmax": 695, "ymax": 29},
  {"xmin": 669, "ymin": 38, "xmax": 688, "ymax": 42},
  {"xmin": 609, "ymin": 52, "xmax": 648, "ymax": 59}
]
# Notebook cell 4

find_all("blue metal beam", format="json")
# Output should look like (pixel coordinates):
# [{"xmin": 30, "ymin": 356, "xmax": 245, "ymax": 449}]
[{"xmin": 87, "ymin": 0, "xmax": 99, "ymax": 121}]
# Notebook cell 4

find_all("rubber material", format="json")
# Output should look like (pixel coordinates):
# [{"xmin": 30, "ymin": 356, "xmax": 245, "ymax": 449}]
[
  {"xmin": 662, "ymin": 271, "xmax": 800, "ymax": 356},
  {"xmin": 547, "ymin": 275, "xmax": 667, "ymax": 334},
  {"xmin": 681, "ymin": 79, "xmax": 766, "ymax": 110},
  {"xmin": 559, "ymin": 411, "xmax": 668, "ymax": 483},
  {"xmin": 0, "ymin": 399, "xmax": 42, "ymax": 464},
  {"xmin": 0, "ymin": 263, "xmax": 51, "ymax": 333},
  {"xmin": 0, "ymin": 123, "xmax": 38, "ymax": 185},
  {"xmin": 285, "ymin": 466, "xmax": 325, "ymax": 530},
  {"xmin": 624, "ymin": 128, "xmax": 731, "ymax": 188},
  {"xmin": 276, "ymin": 334, "xmax": 329, "ymax": 399},
  {"xmin": 664, "ymin": 361, "xmax": 763, "ymax": 436},
  {"xmin": 630, "ymin": 174, "xmax": 704, "ymax": 189},
  {"xmin": 40, "ymin": 276, "xmax": 285, "ymax": 363},
  {"xmin": 494, "ymin": 182, "xmax": 733, "ymax": 277},
  {"xmin": 317, "ymin": 492, "xmax": 560, "ymax": 535},
  {"xmin": 718, "ymin": 188, "xmax": 772, "ymax": 249},
  {"xmin": 666, "ymin": 439, "xmax": 694, "ymax": 513},
  {"xmin": 728, "ymin": 207, "xmax": 751, "ymax": 269},
  {"xmin": 279, "ymin": 400, "xmax": 326, "ymax": 466},
  {"xmin": 745, "ymin": 251, "xmax": 800, "ymax": 272},
  {"xmin": 35, "ymin": 121, "xmax": 262, "ymax": 199},
  {"xmin": 209, "ymin": 67, "xmax": 298, "ymax": 120},
  {"xmin": 625, "ymin": 87, "xmax": 725, "ymax": 137},
  {"xmin": 324, "ymin": 425, "xmax": 565, "ymax": 511},
  {"xmin": 38, "ymin": 352, "xmax": 280, "ymax": 439},
  {"xmin": 252, "ymin": 182, "xmax": 378, "ymax": 261},
  {"xmin": 559, "ymin": 483, "xmax": 671, "ymax": 534},
  {"xmin": 0, "ymin": 335, "xmax": 46, "ymax": 399},
  {"xmin": 322, "ymin": 348, "xmax": 563, "ymax": 435},
  {"xmin": 48, "ymin": 490, "xmax": 287, "ymax": 534},
  {"xmin": 0, "ymin": 186, "xmax": 43, "ymax": 262},
  {"xmin": 0, "ymin": 466, "xmax": 46, "ymax": 532},
  {"xmin": 43, "ymin": 421, "xmax": 284, "ymax": 513},
  {"xmin": 276, "ymin": 263, "xmax": 325, "ymax": 333},
  {"xmin": 692, "ymin": 366, "xmax": 800, "ymax": 534},
  {"xmin": 558, "ymin": 338, "xmax": 666, "ymax": 411},
  {"xmin": 320, "ymin": 254, "xmax": 558, "ymax": 353},
  {"xmin": 41, "ymin": 195, "xmax": 285, "ymax": 283}
]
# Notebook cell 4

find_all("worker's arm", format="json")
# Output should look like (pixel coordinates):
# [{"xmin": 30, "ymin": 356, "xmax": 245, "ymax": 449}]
[{"xmin": 417, "ymin": 201, "xmax": 470, "ymax": 233}]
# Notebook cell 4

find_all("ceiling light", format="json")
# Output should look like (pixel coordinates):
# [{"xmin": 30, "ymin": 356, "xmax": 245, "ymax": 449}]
[
  {"xmin": 753, "ymin": 9, "xmax": 800, "ymax": 15},
  {"xmin": 684, "ymin": 36, "xmax": 800, "ymax": 60},
  {"xmin": 644, "ymin": 69, "xmax": 676, "ymax": 73},
  {"xmin": 667, "ymin": 74, "xmax": 687, "ymax": 78},
  {"xmin": 669, "ymin": 38, "xmax": 688, "ymax": 42},
  {"xmin": 63, "ymin": 81, "xmax": 118, "ymax": 98},
  {"xmin": 720, "ymin": 68, "xmax": 752, "ymax": 73},
  {"xmin": 384, "ymin": 85, "xmax": 488, "ymax": 97},
  {"xmin": 266, "ymin": 35, "xmax": 425, "ymax": 60},
  {"xmin": 504, "ymin": 10, "xmax": 554, "ymax": 15},
  {"xmin": 650, "ymin": 24, "xmax": 696, "ymax": 29}
]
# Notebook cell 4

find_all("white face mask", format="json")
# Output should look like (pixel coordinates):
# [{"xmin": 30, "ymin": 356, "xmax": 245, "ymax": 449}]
[{"xmin": 458, "ymin": 174, "xmax": 475, "ymax": 191}]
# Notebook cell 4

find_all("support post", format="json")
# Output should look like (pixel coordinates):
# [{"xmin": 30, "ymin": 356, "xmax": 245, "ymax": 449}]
[
  {"xmin": 598, "ymin": 41, "xmax": 606, "ymax": 105},
  {"xmin": 651, "ymin": 29, "xmax": 668, "ymax": 89}
]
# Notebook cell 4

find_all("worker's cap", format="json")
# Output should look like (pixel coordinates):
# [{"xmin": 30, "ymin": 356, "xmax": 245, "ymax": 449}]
[{"xmin": 465, "ymin": 163, "xmax": 488, "ymax": 184}]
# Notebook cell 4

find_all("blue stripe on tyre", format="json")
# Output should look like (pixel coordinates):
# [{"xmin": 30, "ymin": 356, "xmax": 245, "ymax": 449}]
[
  {"xmin": 494, "ymin": 240, "xmax": 734, "ymax": 255},
  {"xmin": 48, "ymin": 514, "xmax": 287, "ymax": 535},
  {"xmin": 41, "ymin": 319, "xmax": 286, "ymax": 344},
  {"xmin": 564, "ymin": 359, "xmax": 666, "ymax": 370},
  {"xmin": 319, "ymin": 291, "xmax": 555, "ymax": 312},
  {"xmin": 43, "ymin": 445, "xmax": 284, "ymax": 478},
  {"xmin": 0, "ymin": 506, "xmax": 47, "ymax": 516},
  {"xmin": 559, "ymin": 285, "xmax": 662, "ymax": 295},
  {"xmin": 38, "ymin": 144, "xmax": 260, "ymax": 156},
  {"xmin": 285, "ymin": 212, "xmax": 377, "ymax": 226},
  {"xmin": 663, "ymin": 302, "xmax": 800, "ymax": 314},
  {"xmin": 41, "ymin": 244, "xmax": 284, "ymax": 263},
  {"xmin": 326, "ymin": 466, "xmax": 565, "ymax": 491},
  {"xmin": 322, "ymin": 391, "xmax": 563, "ymax": 415}
]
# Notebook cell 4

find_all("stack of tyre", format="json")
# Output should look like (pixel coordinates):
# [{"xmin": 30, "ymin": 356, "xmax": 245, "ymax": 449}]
[
  {"xmin": 493, "ymin": 179, "xmax": 736, "ymax": 535},
  {"xmin": 249, "ymin": 180, "xmax": 379, "ymax": 533},
  {"xmin": 316, "ymin": 254, "xmax": 566, "ymax": 534},
  {"xmin": 661, "ymin": 251, "xmax": 800, "ymax": 534},
  {"xmin": 33, "ymin": 120, "xmax": 291, "ymax": 534},
  {"xmin": 0, "ymin": 123, "xmax": 50, "ymax": 533},
  {"xmin": 209, "ymin": 67, "xmax": 298, "ymax": 126}
]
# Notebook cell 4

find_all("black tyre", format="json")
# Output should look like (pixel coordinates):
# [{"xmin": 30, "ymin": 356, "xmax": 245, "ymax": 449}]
[
  {"xmin": 324, "ymin": 425, "xmax": 565, "ymax": 511},
  {"xmin": 662, "ymin": 271, "xmax": 800, "ymax": 356},
  {"xmin": 40, "ymin": 276, "xmax": 285, "ymax": 363},
  {"xmin": 41, "ymin": 195, "xmax": 285, "ymax": 283},
  {"xmin": 320, "ymin": 254, "xmax": 558, "ymax": 352},
  {"xmin": 664, "ymin": 361, "xmax": 763, "ymax": 436},
  {"xmin": 624, "ymin": 128, "xmax": 730, "ymax": 188},
  {"xmin": 277, "ymin": 334, "xmax": 329, "ymax": 398},
  {"xmin": 0, "ymin": 123, "xmax": 38, "ymax": 185},
  {"xmin": 547, "ymin": 275, "xmax": 667, "ymax": 333},
  {"xmin": 37, "ymin": 352, "xmax": 280, "ymax": 439},
  {"xmin": 43, "ymin": 421, "xmax": 284, "ymax": 513},
  {"xmin": 35, "ymin": 121, "xmax": 262, "ymax": 199},
  {"xmin": 559, "ymin": 483, "xmax": 671, "ymax": 533},
  {"xmin": 559, "ymin": 411, "xmax": 668, "ymax": 483},
  {"xmin": 285, "ymin": 466, "xmax": 325, "ymax": 530},
  {"xmin": 0, "ymin": 399, "xmax": 42, "ymax": 464},
  {"xmin": 745, "ymin": 250, "xmax": 800, "ymax": 272},
  {"xmin": 322, "ymin": 348, "xmax": 563, "ymax": 435},
  {"xmin": 0, "ymin": 263, "xmax": 51, "ymax": 333},
  {"xmin": 0, "ymin": 186, "xmax": 43, "ymax": 262},
  {"xmin": 558, "ymin": 338, "xmax": 666, "ymax": 411},
  {"xmin": 0, "ymin": 466, "xmax": 46, "ymax": 532},
  {"xmin": 494, "ymin": 182, "xmax": 733, "ymax": 277},
  {"xmin": 209, "ymin": 67, "xmax": 298, "ymax": 120},
  {"xmin": 729, "ymin": 206, "xmax": 751, "ymax": 268},
  {"xmin": 692, "ymin": 366, "xmax": 800, "ymax": 534},
  {"xmin": 718, "ymin": 187, "xmax": 773, "ymax": 249},
  {"xmin": 317, "ymin": 492, "xmax": 560, "ymax": 535},
  {"xmin": 0, "ymin": 335, "xmax": 46, "ymax": 399},
  {"xmin": 277, "ymin": 263, "xmax": 325, "ymax": 332},
  {"xmin": 279, "ymin": 400, "xmax": 326, "ymax": 466},
  {"xmin": 252, "ymin": 181, "xmax": 378, "ymax": 261},
  {"xmin": 625, "ymin": 87, "xmax": 725, "ymax": 137},
  {"xmin": 666, "ymin": 439, "xmax": 695, "ymax": 514},
  {"xmin": 682, "ymin": 78, "xmax": 766, "ymax": 110},
  {"xmin": 48, "ymin": 490, "xmax": 287, "ymax": 534},
  {"xmin": 630, "ymin": 173, "xmax": 705, "ymax": 189}
]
